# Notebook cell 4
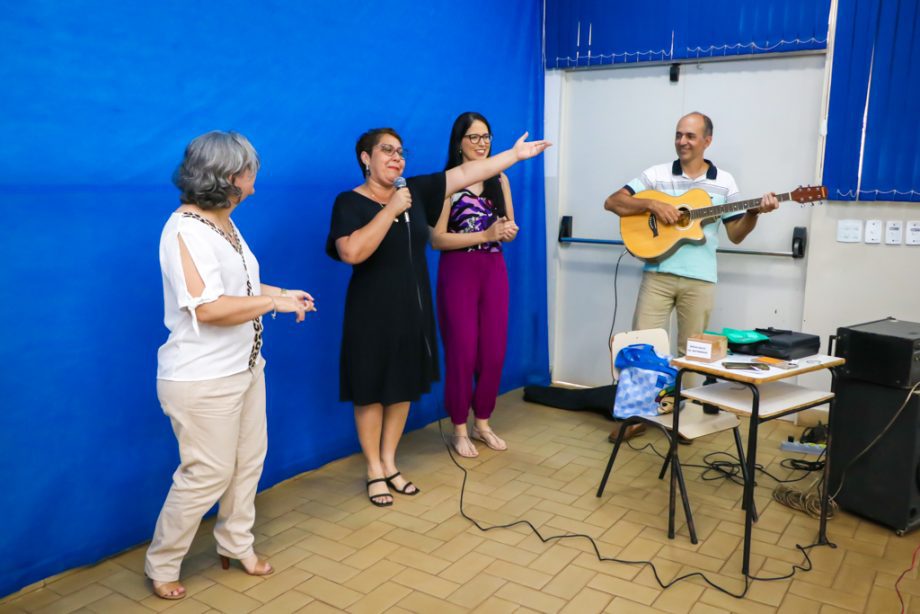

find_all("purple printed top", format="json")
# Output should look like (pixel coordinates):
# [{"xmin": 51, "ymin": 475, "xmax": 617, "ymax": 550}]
[{"xmin": 446, "ymin": 190, "xmax": 502, "ymax": 253}]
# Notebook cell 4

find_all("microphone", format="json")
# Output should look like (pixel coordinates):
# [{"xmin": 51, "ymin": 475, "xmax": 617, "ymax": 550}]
[{"xmin": 394, "ymin": 177, "xmax": 409, "ymax": 223}]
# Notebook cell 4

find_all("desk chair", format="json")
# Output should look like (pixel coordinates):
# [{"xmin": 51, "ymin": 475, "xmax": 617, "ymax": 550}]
[{"xmin": 595, "ymin": 328, "xmax": 756, "ymax": 544}]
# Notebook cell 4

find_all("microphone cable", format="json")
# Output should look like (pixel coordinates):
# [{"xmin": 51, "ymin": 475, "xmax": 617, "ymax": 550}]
[
  {"xmin": 607, "ymin": 249, "xmax": 629, "ymax": 349},
  {"xmin": 436, "ymin": 416, "xmax": 826, "ymax": 599},
  {"xmin": 397, "ymin": 177, "xmax": 433, "ymax": 359}
]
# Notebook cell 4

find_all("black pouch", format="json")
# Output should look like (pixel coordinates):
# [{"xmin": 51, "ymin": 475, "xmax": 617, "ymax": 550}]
[
  {"xmin": 727, "ymin": 340, "xmax": 766, "ymax": 355},
  {"xmin": 754, "ymin": 327, "xmax": 821, "ymax": 360}
]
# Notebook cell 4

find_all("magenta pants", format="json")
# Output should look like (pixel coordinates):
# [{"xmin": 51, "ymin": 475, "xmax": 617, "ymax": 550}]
[{"xmin": 437, "ymin": 250, "xmax": 510, "ymax": 425}]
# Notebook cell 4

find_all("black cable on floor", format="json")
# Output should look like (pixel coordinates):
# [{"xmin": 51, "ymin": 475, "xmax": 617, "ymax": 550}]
[
  {"xmin": 625, "ymin": 439, "xmax": 824, "ymax": 485},
  {"xmin": 623, "ymin": 438, "xmax": 838, "ymax": 519},
  {"xmin": 437, "ymin": 418, "xmax": 825, "ymax": 599}
]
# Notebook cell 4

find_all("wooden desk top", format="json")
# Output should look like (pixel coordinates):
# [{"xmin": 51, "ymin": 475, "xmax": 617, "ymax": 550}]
[{"xmin": 671, "ymin": 354, "xmax": 845, "ymax": 384}]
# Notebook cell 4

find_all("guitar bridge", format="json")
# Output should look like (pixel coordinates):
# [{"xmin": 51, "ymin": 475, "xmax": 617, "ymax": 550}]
[{"xmin": 648, "ymin": 214, "xmax": 659, "ymax": 238}]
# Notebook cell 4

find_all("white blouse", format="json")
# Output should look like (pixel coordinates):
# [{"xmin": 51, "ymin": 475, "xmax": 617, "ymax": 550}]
[{"xmin": 157, "ymin": 212, "xmax": 263, "ymax": 381}]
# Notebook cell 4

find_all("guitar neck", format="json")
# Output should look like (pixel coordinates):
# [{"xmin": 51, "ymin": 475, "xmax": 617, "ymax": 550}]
[{"xmin": 689, "ymin": 192, "xmax": 793, "ymax": 221}]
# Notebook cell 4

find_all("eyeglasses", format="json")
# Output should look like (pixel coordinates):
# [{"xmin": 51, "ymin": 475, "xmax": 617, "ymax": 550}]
[
  {"xmin": 464, "ymin": 133, "xmax": 492, "ymax": 145},
  {"xmin": 376, "ymin": 143, "xmax": 408, "ymax": 159}
]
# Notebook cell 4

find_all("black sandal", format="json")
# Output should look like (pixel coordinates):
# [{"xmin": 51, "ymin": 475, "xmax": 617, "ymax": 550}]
[
  {"xmin": 366, "ymin": 477, "xmax": 393, "ymax": 507},
  {"xmin": 385, "ymin": 472, "xmax": 420, "ymax": 496}
]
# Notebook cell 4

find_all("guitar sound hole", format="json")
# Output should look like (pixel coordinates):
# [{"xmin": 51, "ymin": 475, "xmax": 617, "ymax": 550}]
[{"xmin": 676, "ymin": 208, "xmax": 692, "ymax": 229}]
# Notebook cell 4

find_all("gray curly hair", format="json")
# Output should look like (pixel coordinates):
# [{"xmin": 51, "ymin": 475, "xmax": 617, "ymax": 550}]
[{"xmin": 173, "ymin": 131, "xmax": 260, "ymax": 209}]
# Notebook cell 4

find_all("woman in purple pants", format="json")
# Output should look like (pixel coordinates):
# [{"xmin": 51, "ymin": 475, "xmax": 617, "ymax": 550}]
[{"xmin": 433, "ymin": 112, "xmax": 519, "ymax": 458}]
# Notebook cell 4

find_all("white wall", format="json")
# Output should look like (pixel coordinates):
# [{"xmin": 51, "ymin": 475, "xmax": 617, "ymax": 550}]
[
  {"xmin": 546, "ymin": 54, "xmax": 826, "ymax": 387},
  {"xmin": 796, "ymin": 201, "xmax": 920, "ymax": 392}
]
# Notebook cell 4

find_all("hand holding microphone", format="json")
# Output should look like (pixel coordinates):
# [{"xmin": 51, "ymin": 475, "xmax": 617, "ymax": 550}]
[{"xmin": 389, "ymin": 177, "xmax": 411, "ymax": 223}]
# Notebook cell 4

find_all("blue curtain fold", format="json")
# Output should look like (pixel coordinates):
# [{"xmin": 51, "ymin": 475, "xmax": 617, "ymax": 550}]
[
  {"xmin": 823, "ymin": 0, "xmax": 920, "ymax": 202},
  {"xmin": 544, "ymin": 0, "xmax": 830, "ymax": 69}
]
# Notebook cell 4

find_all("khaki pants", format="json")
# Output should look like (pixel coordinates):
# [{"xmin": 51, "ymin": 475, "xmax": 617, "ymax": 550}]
[
  {"xmin": 633, "ymin": 271, "xmax": 715, "ymax": 356},
  {"xmin": 145, "ymin": 363, "xmax": 267, "ymax": 582}
]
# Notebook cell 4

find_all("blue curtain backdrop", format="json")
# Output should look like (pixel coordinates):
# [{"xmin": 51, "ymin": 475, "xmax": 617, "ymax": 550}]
[
  {"xmin": 0, "ymin": 1, "xmax": 547, "ymax": 597},
  {"xmin": 544, "ymin": 0, "xmax": 830, "ymax": 69},
  {"xmin": 823, "ymin": 0, "xmax": 920, "ymax": 201}
]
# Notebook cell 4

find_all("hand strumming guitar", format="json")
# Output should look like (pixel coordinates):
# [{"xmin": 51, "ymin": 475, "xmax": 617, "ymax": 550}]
[{"xmin": 647, "ymin": 200, "xmax": 682, "ymax": 224}]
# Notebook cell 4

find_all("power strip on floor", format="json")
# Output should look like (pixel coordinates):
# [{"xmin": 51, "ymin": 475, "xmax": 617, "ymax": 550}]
[{"xmin": 779, "ymin": 440, "xmax": 826, "ymax": 455}]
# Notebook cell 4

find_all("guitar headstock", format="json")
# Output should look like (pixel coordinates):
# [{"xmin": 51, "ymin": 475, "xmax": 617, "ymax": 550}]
[{"xmin": 791, "ymin": 185, "xmax": 827, "ymax": 204}]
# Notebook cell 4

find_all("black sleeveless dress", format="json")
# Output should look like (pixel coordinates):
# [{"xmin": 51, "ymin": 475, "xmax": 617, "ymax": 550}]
[{"xmin": 325, "ymin": 172, "xmax": 446, "ymax": 405}]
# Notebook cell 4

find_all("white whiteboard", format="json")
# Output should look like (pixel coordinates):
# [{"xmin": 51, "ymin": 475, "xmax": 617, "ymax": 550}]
[{"xmin": 546, "ymin": 54, "xmax": 826, "ymax": 386}]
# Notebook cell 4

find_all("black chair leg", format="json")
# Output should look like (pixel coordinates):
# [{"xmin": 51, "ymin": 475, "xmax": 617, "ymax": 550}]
[
  {"xmin": 597, "ymin": 420, "xmax": 631, "ymax": 497},
  {"xmin": 732, "ymin": 427, "xmax": 759, "ymax": 522},
  {"xmin": 674, "ymin": 458, "xmax": 698, "ymax": 544},
  {"xmin": 658, "ymin": 448, "xmax": 670, "ymax": 480}
]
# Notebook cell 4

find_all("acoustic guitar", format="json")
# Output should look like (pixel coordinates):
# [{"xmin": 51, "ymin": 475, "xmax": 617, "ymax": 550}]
[{"xmin": 620, "ymin": 186, "xmax": 826, "ymax": 262}]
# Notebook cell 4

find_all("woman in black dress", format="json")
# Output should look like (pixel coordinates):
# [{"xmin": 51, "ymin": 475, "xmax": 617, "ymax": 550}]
[{"xmin": 326, "ymin": 127, "xmax": 549, "ymax": 506}]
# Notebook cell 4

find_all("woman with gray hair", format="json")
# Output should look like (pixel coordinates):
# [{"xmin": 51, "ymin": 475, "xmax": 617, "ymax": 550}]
[{"xmin": 146, "ymin": 131, "xmax": 315, "ymax": 600}]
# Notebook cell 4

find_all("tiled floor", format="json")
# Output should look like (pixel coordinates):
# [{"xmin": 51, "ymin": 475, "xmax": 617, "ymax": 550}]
[{"xmin": 3, "ymin": 390, "xmax": 918, "ymax": 613}]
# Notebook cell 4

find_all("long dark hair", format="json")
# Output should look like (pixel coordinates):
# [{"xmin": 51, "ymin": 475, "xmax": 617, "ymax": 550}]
[{"xmin": 445, "ymin": 112, "xmax": 506, "ymax": 217}]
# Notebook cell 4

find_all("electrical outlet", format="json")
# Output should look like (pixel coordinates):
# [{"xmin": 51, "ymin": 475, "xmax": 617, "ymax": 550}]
[
  {"xmin": 836, "ymin": 219, "xmax": 862, "ymax": 243},
  {"xmin": 864, "ymin": 219, "xmax": 882, "ymax": 244},
  {"xmin": 886, "ymin": 221, "xmax": 903, "ymax": 245},
  {"xmin": 907, "ymin": 221, "xmax": 920, "ymax": 246}
]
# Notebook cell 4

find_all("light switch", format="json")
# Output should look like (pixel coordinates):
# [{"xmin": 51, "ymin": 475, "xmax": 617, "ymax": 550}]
[
  {"xmin": 836, "ymin": 219, "xmax": 862, "ymax": 243},
  {"xmin": 886, "ymin": 221, "xmax": 903, "ymax": 245},
  {"xmin": 907, "ymin": 221, "xmax": 920, "ymax": 246},
  {"xmin": 864, "ymin": 220, "xmax": 882, "ymax": 244}
]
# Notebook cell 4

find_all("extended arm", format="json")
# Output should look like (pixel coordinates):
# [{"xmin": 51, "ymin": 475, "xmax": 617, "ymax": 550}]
[{"xmin": 444, "ymin": 133, "xmax": 550, "ymax": 196}]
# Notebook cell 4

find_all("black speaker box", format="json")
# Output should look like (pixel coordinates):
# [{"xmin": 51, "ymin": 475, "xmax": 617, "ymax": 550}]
[
  {"xmin": 829, "ymin": 377, "xmax": 920, "ymax": 534},
  {"xmin": 835, "ymin": 318, "xmax": 920, "ymax": 389}
]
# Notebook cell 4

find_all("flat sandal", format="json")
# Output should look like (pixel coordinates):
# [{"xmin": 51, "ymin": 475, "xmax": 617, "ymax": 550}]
[
  {"xmin": 451, "ymin": 434, "xmax": 479, "ymax": 458},
  {"xmin": 366, "ymin": 477, "xmax": 393, "ymax": 507},
  {"xmin": 385, "ymin": 471, "xmax": 420, "ymax": 496},
  {"xmin": 470, "ymin": 426, "xmax": 508, "ymax": 451}
]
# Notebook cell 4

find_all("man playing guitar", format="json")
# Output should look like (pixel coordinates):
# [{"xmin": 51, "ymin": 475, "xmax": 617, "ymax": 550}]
[{"xmin": 603, "ymin": 112, "xmax": 778, "ymax": 442}]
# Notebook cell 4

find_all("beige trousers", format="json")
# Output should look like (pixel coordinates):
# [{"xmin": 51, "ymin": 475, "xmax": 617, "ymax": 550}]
[
  {"xmin": 145, "ymin": 363, "xmax": 267, "ymax": 582},
  {"xmin": 633, "ymin": 271, "xmax": 716, "ymax": 356}
]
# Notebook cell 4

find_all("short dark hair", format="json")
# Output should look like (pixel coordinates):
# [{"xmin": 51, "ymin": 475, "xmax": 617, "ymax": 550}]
[
  {"xmin": 355, "ymin": 128, "xmax": 402, "ymax": 177},
  {"xmin": 444, "ymin": 111, "xmax": 505, "ymax": 216},
  {"xmin": 173, "ymin": 131, "xmax": 260, "ymax": 210},
  {"xmin": 687, "ymin": 111, "xmax": 714, "ymax": 137}
]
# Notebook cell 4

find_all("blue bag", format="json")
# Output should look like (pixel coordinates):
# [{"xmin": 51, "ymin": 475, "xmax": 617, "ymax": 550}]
[{"xmin": 613, "ymin": 344, "xmax": 677, "ymax": 419}]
